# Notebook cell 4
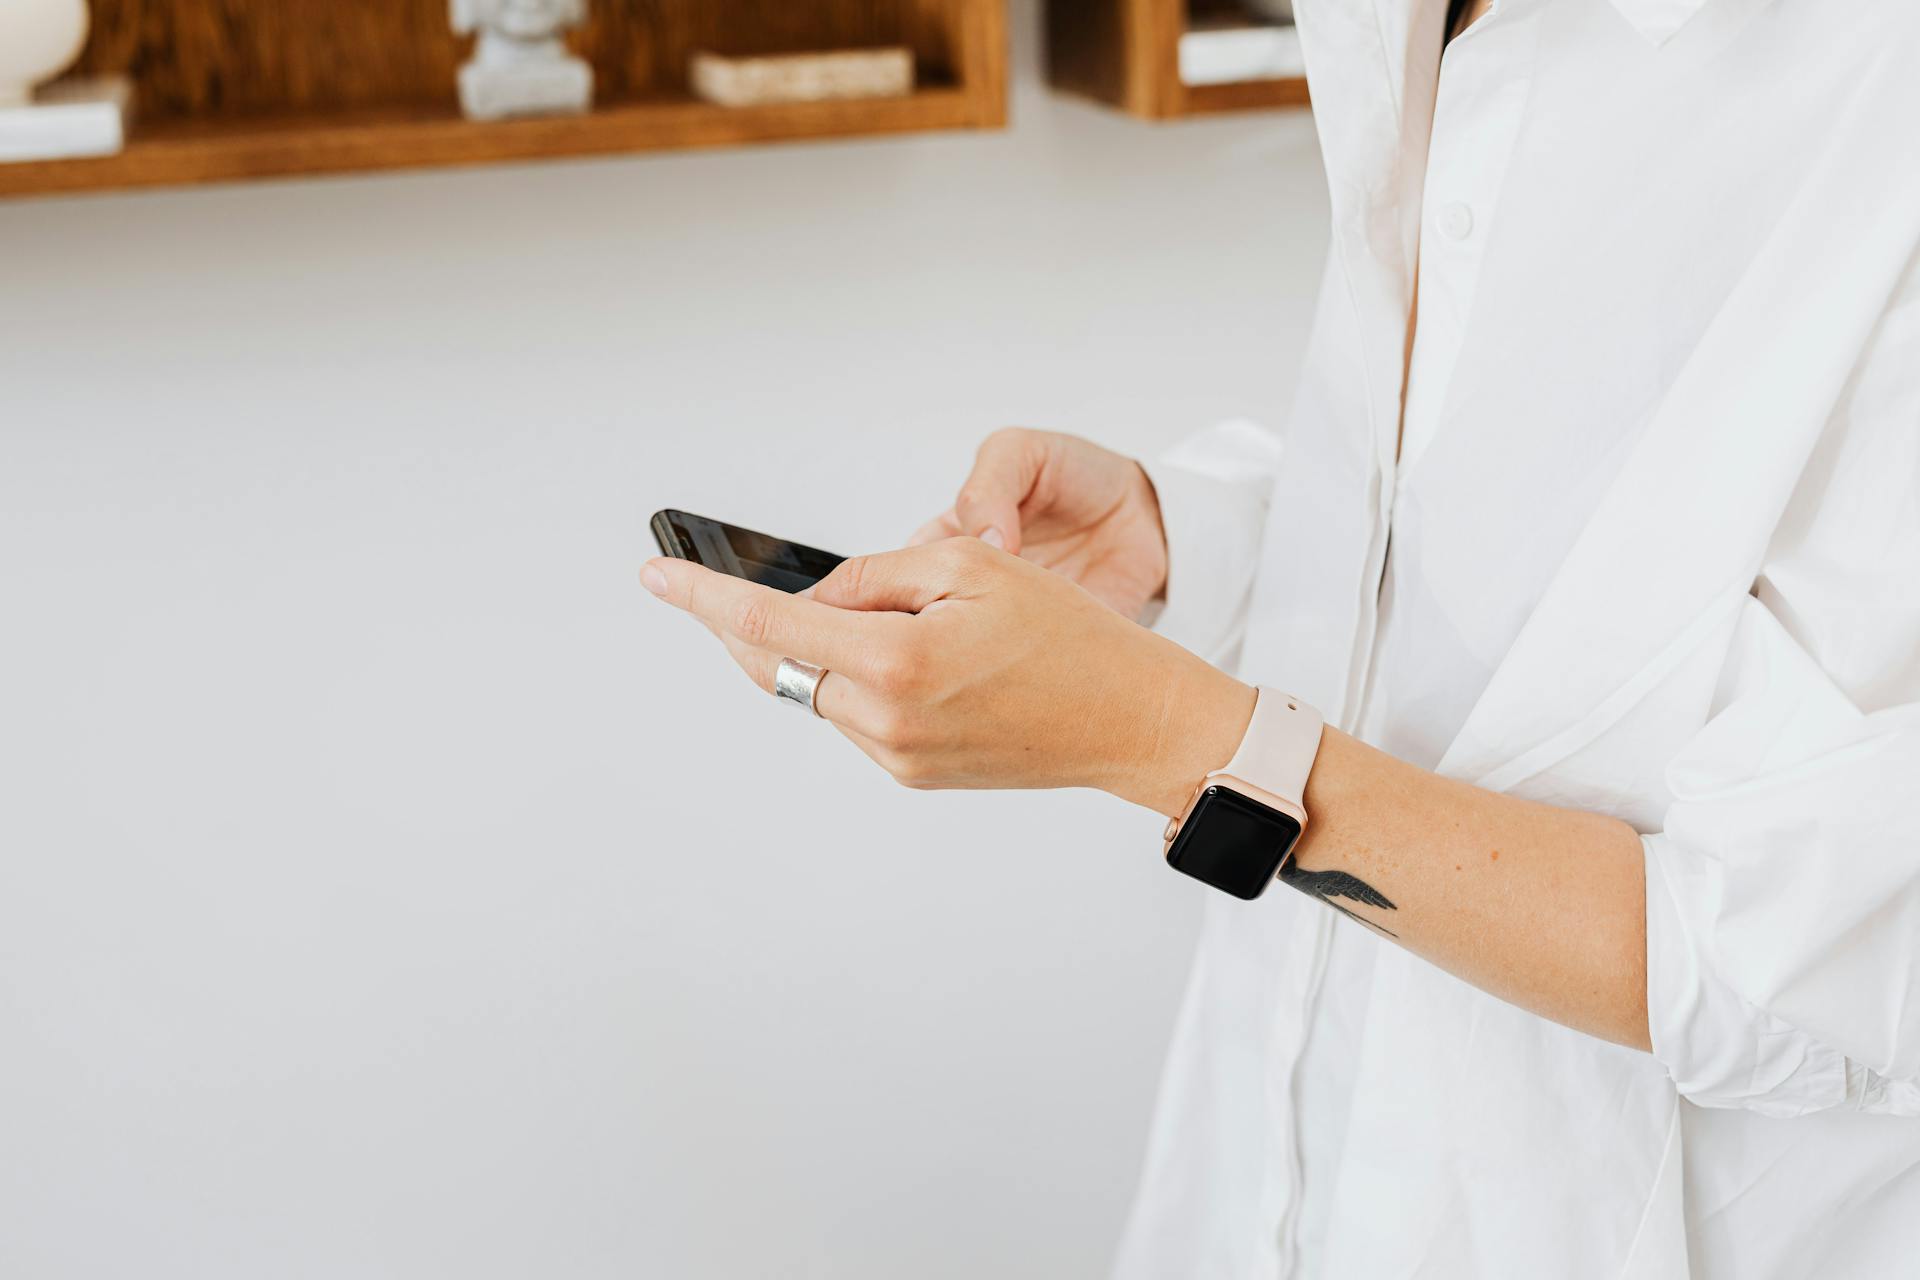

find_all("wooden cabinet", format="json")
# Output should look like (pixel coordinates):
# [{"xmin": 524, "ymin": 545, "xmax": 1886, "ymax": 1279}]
[
  {"xmin": 0, "ymin": 0, "xmax": 1008, "ymax": 199},
  {"xmin": 1047, "ymin": 0, "xmax": 1308, "ymax": 120}
]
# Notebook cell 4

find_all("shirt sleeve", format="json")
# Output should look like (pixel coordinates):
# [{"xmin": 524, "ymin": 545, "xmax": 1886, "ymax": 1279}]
[
  {"xmin": 1137, "ymin": 418, "xmax": 1284, "ymax": 666},
  {"xmin": 1642, "ymin": 692, "xmax": 1920, "ymax": 1118},
  {"xmin": 1641, "ymin": 267, "xmax": 1920, "ymax": 1118}
]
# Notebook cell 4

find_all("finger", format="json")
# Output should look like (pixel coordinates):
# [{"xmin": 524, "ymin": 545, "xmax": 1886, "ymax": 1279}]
[
  {"xmin": 832, "ymin": 720, "xmax": 905, "ymax": 781},
  {"xmin": 953, "ymin": 429, "xmax": 1046, "ymax": 555},
  {"xmin": 907, "ymin": 508, "xmax": 962, "ymax": 547},
  {"xmin": 712, "ymin": 628, "xmax": 868, "ymax": 727},
  {"xmin": 705, "ymin": 635, "xmax": 900, "ymax": 777},
  {"xmin": 712, "ymin": 618, "xmax": 922, "ymax": 787},
  {"xmin": 809, "ymin": 540, "xmax": 985, "ymax": 614},
  {"xmin": 641, "ymin": 557, "xmax": 905, "ymax": 675}
]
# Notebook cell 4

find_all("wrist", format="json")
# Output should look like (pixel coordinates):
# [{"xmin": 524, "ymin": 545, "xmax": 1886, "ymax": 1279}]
[{"xmin": 1111, "ymin": 657, "xmax": 1256, "ymax": 818}]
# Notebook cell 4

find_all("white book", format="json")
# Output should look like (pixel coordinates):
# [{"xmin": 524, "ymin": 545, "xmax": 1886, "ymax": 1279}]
[
  {"xmin": 690, "ymin": 48, "xmax": 914, "ymax": 108},
  {"xmin": 0, "ymin": 76, "xmax": 132, "ymax": 164},
  {"xmin": 1178, "ymin": 25, "xmax": 1306, "ymax": 86}
]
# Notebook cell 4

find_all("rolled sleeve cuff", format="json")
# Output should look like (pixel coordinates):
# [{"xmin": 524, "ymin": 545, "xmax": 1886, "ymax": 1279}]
[
  {"xmin": 1643, "ymin": 832, "xmax": 1859, "ymax": 1117},
  {"xmin": 1138, "ymin": 419, "xmax": 1281, "ymax": 665}
]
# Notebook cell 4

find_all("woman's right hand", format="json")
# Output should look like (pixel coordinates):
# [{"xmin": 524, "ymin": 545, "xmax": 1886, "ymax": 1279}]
[{"xmin": 909, "ymin": 429, "xmax": 1169, "ymax": 618}]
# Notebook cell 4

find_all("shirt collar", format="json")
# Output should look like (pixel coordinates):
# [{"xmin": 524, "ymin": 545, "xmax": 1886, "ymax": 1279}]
[{"xmin": 1606, "ymin": 0, "xmax": 1712, "ymax": 45}]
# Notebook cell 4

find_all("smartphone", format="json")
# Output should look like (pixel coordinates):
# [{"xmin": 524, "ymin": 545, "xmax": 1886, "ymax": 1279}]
[{"xmin": 650, "ymin": 509, "xmax": 847, "ymax": 594}]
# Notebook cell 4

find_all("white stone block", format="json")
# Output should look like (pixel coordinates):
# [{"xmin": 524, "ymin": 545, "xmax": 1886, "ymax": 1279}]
[
  {"xmin": 0, "ymin": 75, "xmax": 131, "ymax": 164},
  {"xmin": 458, "ymin": 56, "xmax": 592, "ymax": 121}
]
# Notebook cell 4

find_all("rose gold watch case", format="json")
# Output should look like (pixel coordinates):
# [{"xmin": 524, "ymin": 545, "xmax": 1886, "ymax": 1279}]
[{"xmin": 1162, "ymin": 771, "xmax": 1310, "ymax": 864}]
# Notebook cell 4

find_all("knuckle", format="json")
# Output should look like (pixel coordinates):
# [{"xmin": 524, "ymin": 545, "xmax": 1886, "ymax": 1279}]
[
  {"xmin": 869, "ymin": 704, "xmax": 920, "ymax": 752},
  {"xmin": 869, "ymin": 710, "xmax": 902, "ymax": 748},
  {"xmin": 892, "ymin": 713, "xmax": 927, "ymax": 754},
  {"xmin": 729, "ymin": 595, "xmax": 775, "ymax": 647},
  {"xmin": 864, "ymin": 651, "xmax": 898, "ymax": 693},
  {"xmin": 833, "ymin": 554, "xmax": 870, "ymax": 602},
  {"xmin": 888, "ymin": 754, "xmax": 938, "ymax": 791},
  {"xmin": 865, "ymin": 647, "xmax": 903, "ymax": 692},
  {"xmin": 870, "ymin": 638, "xmax": 928, "ymax": 694}
]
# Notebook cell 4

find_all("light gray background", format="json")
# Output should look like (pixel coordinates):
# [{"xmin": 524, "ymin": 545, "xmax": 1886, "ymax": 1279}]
[{"xmin": 0, "ymin": 5, "xmax": 1328, "ymax": 1275}]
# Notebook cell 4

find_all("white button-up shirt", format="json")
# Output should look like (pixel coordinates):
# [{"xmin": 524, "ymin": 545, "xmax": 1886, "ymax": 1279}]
[{"xmin": 1115, "ymin": 2, "xmax": 1920, "ymax": 1277}]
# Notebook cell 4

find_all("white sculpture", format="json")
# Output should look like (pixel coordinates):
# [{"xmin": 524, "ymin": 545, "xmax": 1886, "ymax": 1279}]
[
  {"xmin": 450, "ymin": 0, "xmax": 592, "ymax": 122},
  {"xmin": 0, "ymin": 0, "xmax": 130, "ymax": 165},
  {"xmin": 0, "ymin": 0, "xmax": 89, "ymax": 108}
]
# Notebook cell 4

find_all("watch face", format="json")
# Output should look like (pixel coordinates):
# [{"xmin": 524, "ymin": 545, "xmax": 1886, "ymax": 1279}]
[{"xmin": 1166, "ymin": 786, "xmax": 1303, "ymax": 900}]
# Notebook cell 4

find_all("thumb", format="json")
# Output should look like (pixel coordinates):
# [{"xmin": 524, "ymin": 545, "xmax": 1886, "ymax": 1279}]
[
  {"xmin": 811, "ymin": 545, "xmax": 957, "ymax": 614},
  {"xmin": 952, "ymin": 429, "xmax": 1045, "ymax": 556}
]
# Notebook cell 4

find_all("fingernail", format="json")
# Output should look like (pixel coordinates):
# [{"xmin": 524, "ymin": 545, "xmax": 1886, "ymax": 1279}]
[
  {"xmin": 640, "ymin": 564, "xmax": 669, "ymax": 596},
  {"xmin": 980, "ymin": 526, "xmax": 1006, "ymax": 550}
]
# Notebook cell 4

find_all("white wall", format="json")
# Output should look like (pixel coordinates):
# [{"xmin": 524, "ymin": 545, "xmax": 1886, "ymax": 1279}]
[{"xmin": 0, "ymin": 7, "xmax": 1328, "ymax": 1276}]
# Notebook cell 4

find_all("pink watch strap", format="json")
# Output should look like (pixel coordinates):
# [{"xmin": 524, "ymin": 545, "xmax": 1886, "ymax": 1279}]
[{"xmin": 1221, "ymin": 687, "xmax": 1324, "ymax": 810}]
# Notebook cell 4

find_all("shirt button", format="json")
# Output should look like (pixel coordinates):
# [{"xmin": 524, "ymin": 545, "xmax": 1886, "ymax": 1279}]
[{"xmin": 1437, "ymin": 201, "xmax": 1475, "ymax": 242}]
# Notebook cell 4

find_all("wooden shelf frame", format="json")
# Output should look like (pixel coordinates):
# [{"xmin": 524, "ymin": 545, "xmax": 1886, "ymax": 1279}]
[
  {"xmin": 1046, "ymin": 0, "xmax": 1307, "ymax": 120},
  {"xmin": 0, "ymin": 0, "xmax": 1007, "ymax": 200}
]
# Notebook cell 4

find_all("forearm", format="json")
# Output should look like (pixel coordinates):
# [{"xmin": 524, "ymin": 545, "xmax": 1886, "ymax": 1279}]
[
  {"xmin": 645, "ymin": 519, "xmax": 1652, "ymax": 1051},
  {"xmin": 1127, "ymin": 677, "xmax": 1651, "ymax": 1052},
  {"xmin": 1296, "ymin": 730, "xmax": 1649, "ymax": 1049}
]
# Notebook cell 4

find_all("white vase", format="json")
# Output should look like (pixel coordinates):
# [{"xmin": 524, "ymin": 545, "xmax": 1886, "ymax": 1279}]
[{"xmin": 0, "ymin": 0, "xmax": 91, "ymax": 109}]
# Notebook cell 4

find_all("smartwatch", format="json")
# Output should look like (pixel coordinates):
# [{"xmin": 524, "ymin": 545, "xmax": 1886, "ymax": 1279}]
[{"xmin": 1162, "ymin": 688, "xmax": 1323, "ymax": 899}]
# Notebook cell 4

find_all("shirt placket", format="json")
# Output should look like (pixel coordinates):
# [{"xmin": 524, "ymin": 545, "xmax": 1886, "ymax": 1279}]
[
  {"xmin": 1397, "ymin": 15, "xmax": 1532, "ymax": 483},
  {"xmin": 1346, "ymin": 2, "xmax": 1535, "ymax": 741},
  {"xmin": 1277, "ymin": 10, "xmax": 1539, "ymax": 1278}
]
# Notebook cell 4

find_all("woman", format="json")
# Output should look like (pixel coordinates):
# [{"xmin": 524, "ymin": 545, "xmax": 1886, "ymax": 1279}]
[{"xmin": 641, "ymin": 1, "xmax": 1920, "ymax": 1275}]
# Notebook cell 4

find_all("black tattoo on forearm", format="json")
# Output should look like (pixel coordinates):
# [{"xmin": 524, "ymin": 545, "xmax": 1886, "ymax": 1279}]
[{"xmin": 1279, "ymin": 866, "xmax": 1399, "ymax": 937}]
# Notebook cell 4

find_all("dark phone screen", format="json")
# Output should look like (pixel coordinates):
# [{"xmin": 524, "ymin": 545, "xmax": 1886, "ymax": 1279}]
[
  {"xmin": 653, "ymin": 510, "xmax": 846, "ymax": 594},
  {"xmin": 1165, "ymin": 787, "xmax": 1302, "ymax": 900}
]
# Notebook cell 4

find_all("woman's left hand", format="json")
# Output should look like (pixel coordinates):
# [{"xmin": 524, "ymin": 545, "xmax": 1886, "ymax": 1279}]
[{"xmin": 640, "ymin": 537, "xmax": 1254, "ymax": 817}]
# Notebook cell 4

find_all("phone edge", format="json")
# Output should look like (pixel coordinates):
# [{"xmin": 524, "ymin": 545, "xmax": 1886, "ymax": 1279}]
[{"xmin": 650, "ymin": 509, "xmax": 690, "ymax": 560}]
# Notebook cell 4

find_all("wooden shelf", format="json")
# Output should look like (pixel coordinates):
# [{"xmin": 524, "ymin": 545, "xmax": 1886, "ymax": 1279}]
[
  {"xmin": 1181, "ymin": 76, "xmax": 1310, "ymax": 116},
  {"xmin": 0, "ymin": 85, "xmax": 991, "ymax": 199},
  {"xmin": 1046, "ymin": 0, "xmax": 1307, "ymax": 120},
  {"xmin": 0, "ymin": 0, "xmax": 1007, "ymax": 200}
]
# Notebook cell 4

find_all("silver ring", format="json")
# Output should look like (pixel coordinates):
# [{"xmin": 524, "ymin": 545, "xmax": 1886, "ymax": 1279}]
[{"xmin": 773, "ymin": 657, "xmax": 828, "ymax": 718}]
